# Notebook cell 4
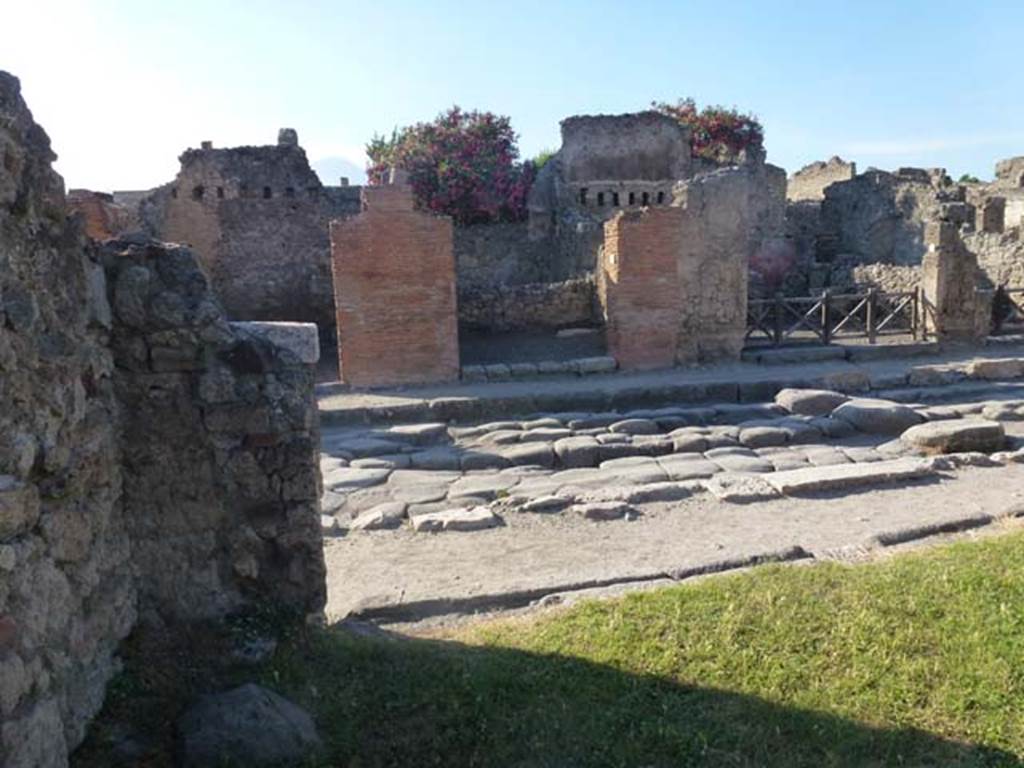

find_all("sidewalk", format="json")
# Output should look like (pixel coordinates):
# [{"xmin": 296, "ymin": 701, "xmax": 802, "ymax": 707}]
[{"xmin": 318, "ymin": 340, "xmax": 1024, "ymax": 426}]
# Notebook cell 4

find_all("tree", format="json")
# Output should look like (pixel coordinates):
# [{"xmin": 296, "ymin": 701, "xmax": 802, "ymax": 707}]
[
  {"xmin": 366, "ymin": 107, "xmax": 534, "ymax": 225},
  {"xmin": 652, "ymin": 98, "xmax": 764, "ymax": 163}
]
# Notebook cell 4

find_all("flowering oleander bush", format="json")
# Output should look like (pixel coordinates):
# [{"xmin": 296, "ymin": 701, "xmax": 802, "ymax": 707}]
[
  {"xmin": 366, "ymin": 107, "xmax": 535, "ymax": 225},
  {"xmin": 653, "ymin": 98, "xmax": 764, "ymax": 163}
]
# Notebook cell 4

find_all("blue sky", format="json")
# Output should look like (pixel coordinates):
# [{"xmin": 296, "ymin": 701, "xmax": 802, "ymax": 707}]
[{"xmin": 7, "ymin": 0, "xmax": 1024, "ymax": 190}]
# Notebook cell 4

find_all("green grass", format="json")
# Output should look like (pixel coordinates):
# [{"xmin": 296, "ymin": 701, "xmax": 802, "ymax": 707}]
[
  {"xmin": 265, "ymin": 532, "xmax": 1024, "ymax": 767},
  {"xmin": 74, "ymin": 532, "xmax": 1024, "ymax": 767}
]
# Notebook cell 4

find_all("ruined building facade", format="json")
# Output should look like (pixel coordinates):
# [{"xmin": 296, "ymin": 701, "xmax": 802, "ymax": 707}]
[{"xmin": 0, "ymin": 72, "xmax": 325, "ymax": 768}]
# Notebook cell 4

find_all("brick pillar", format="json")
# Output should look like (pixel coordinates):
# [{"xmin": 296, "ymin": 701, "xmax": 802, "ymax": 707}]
[
  {"xmin": 329, "ymin": 183, "xmax": 459, "ymax": 387},
  {"xmin": 598, "ymin": 208, "xmax": 683, "ymax": 369},
  {"xmin": 921, "ymin": 220, "xmax": 984, "ymax": 341}
]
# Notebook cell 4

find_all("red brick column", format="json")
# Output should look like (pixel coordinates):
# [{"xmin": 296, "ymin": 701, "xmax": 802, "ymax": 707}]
[
  {"xmin": 598, "ymin": 207, "xmax": 683, "ymax": 369},
  {"xmin": 329, "ymin": 183, "xmax": 459, "ymax": 387}
]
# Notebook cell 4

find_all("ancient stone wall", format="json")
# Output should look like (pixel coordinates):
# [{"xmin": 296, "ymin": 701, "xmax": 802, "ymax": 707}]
[
  {"xmin": 921, "ymin": 220, "xmax": 987, "ymax": 340},
  {"xmin": 787, "ymin": 157, "xmax": 856, "ymax": 201},
  {"xmin": 458, "ymin": 277, "xmax": 595, "ymax": 333},
  {"xmin": 0, "ymin": 72, "xmax": 326, "ymax": 767},
  {"xmin": 675, "ymin": 168, "xmax": 752, "ymax": 361},
  {"xmin": 66, "ymin": 189, "xmax": 137, "ymax": 240},
  {"xmin": 819, "ymin": 167, "xmax": 963, "ymax": 266},
  {"xmin": 136, "ymin": 135, "xmax": 361, "ymax": 335},
  {"xmin": 1, "ymin": 72, "xmax": 134, "ymax": 768},
  {"xmin": 454, "ymin": 221, "xmax": 571, "ymax": 287},
  {"xmin": 330, "ymin": 183, "xmax": 459, "ymax": 387},
  {"xmin": 599, "ymin": 208, "xmax": 682, "ymax": 369},
  {"xmin": 103, "ymin": 239, "xmax": 326, "ymax": 624}
]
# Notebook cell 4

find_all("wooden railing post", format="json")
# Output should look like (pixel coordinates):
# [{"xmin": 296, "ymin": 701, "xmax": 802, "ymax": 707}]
[
  {"xmin": 773, "ymin": 292, "xmax": 784, "ymax": 346},
  {"xmin": 821, "ymin": 289, "xmax": 831, "ymax": 344},
  {"xmin": 866, "ymin": 288, "xmax": 877, "ymax": 344}
]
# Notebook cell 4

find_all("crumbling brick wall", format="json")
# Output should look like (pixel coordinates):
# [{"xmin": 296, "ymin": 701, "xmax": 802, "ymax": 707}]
[
  {"xmin": 458, "ymin": 277, "xmax": 595, "ymax": 333},
  {"xmin": 330, "ymin": 184, "xmax": 460, "ymax": 387},
  {"xmin": 0, "ymin": 72, "xmax": 326, "ymax": 767}
]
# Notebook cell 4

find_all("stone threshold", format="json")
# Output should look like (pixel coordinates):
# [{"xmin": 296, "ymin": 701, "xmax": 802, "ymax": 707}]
[{"xmin": 460, "ymin": 356, "xmax": 617, "ymax": 382}]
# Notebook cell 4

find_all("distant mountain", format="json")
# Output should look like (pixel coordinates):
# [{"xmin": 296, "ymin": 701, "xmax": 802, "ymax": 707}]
[{"xmin": 312, "ymin": 156, "xmax": 367, "ymax": 187}]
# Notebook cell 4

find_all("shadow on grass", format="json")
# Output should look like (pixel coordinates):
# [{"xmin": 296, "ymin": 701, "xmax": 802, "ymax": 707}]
[{"xmin": 268, "ymin": 624, "xmax": 1022, "ymax": 768}]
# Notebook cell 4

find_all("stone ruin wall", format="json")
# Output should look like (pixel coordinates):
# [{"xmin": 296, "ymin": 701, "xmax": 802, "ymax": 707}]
[
  {"xmin": 128, "ymin": 134, "xmax": 361, "ymax": 338},
  {"xmin": 458, "ymin": 276, "xmax": 595, "ymax": 334},
  {"xmin": 0, "ymin": 73, "xmax": 325, "ymax": 768},
  {"xmin": 786, "ymin": 157, "xmax": 856, "ymax": 202}
]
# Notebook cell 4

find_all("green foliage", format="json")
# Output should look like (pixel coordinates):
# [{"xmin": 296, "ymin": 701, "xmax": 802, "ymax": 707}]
[
  {"xmin": 531, "ymin": 148, "xmax": 557, "ymax": 170},
  {"xmin": 365, "ymin": 107, "xmax": 534, "ymax": 225},
  {"xmin": 959, "ymin": 173, "xmax": 983, "ymax": 184}
]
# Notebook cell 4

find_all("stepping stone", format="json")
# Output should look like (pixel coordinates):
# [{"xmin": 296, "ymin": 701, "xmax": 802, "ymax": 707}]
[
  {"xmin": 803, "ymin": 447, "xmax": 851, "ymax": 467},
  {"xmin": 670, "ymin": 432, "xmax": 708, "ymax": 454},
  {"xmin": 966, "ymin": 358, "xmax": 1024, "ymax": 380},
  {"xmin": 609, "ymin": 418, "xmax": 660, "ymax": 435},
  {"xmin": 573, "ymin": 501, "xmax": 637, "ymax": 521},
  {"xmin": 476, "ymin": 430, "xmax": 523, "ymax": 446},
  {"xmin": 521, "ymin": 417, "xmax": 564, "ymax": 430},
  {"xmin": 739, "ymin": 426, "xmax": 789, "ymax": 448},
  {"xmin": 900, "ymin": 420, "xmax": 1006, "ymax": 455},
  {"xmin": 765, "ymin": 458, "xmax": 933, "ymax": 495},
  {"xmin": 322, "ymin": 467, "xmax": 391, "ymax": 491},
  {"xmin": 350, "ymin": 502, "xmax": 408, "ymax": 531},
  {"xmin": 461, "ymin": 450, "xmax": 511, "ymax": 471},
  {"xmin": 520, "ymin": 427, "xmax": 572, "ymax": 443},
  {"xmin": 554, "ymin": 436, "xmax": 601, "ymax": 468},
  {"xmin": 521, "ymin": 495, "xmax": 572, "ymax": 513},
  {"xmin": 658, "ymin": 455, "xmax": 721, "ymax": 480},
  {"xmin": 350, "ymin": 454, "xmax": 411, "ymax": 470},
  {"xmin": 409, "ymin": 448, "xmax": 461, "ymax": 471},
  {"xmin": 981, "ymin": 403, "xmax": 1024, "ymax": 422},
  {"xmin": 832, "ymin": 399, "xmax": 924, "ymax": 435},
  {"xmin": 498, "ymin": 443, "xmax": 556, "ymax": 468},
  {"xmin": 809, "ymin": 416, "xmax": 856, "ymax": 438},
  {"xmin": 706, "ymin": 448, "xmax": 773, "ymax": 474},
  {"xmin": 775, "ymin": 388, "xmax": 849, "ymax": 416},
  {"xmin": 410, "ymin": 506, "xmax": 503, "ymax": 533},
  {"xmin": 596, "ymin": 433, "xmax": 631, "ymax": 444},
  {"xmin": 705, "ymin": 474, "xmax": 780, "ymax": 503},
  {"xmin": 385, "ymin": 423, "xmax": 448, "ymax": 445},
  {"xmin": 840, "ymin": 446, "xmax": 885, "ymax": 464},
  {"xmin": 568, "ymin": 414, "xmax": 621, "ymax": 430},
  {"xmin": 631, "ymin": 435, "xmax": 674, "ymax": 456},
  {"xmin": 448, "ymin": 474, "xmax": 520, "ymax": 501}
]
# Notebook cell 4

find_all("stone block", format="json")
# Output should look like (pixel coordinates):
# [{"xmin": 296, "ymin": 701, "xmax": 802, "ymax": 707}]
[{"xmin": 230, "ymin": 322, "xmax": 319, "ymax": 364}]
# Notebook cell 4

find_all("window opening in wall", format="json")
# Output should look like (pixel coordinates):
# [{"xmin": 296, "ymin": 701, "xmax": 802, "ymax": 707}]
[
  {"xmin": 216, "ymin": 187, "xmax": 224, "ymax": 199},
  {"xmin": 171, "ymin": 187, "xmax": 178, "ymax": 199},
  {"xmin": 579, "ymin": 187, "xmax": 588, "ymax": 205},
  {"xmin": 597, "ymin": 192, "xmax": 605, "ymax": 207},
  {"xmin": 657, "ymin": 191, "xmax": 665, "ymax": 204},
  {"xmin": 612, "ymin": 192, "xmax": 620, "ymax": 207},
  {"xmin": 285, "ymin": 187, "xmax": 295, "ymax": 198},
  {"xmin": 629, "ymin": 192, "xmax": 636, "ymax": 205},
  {"xmin": 263, "ymin": 186, "xmax": 272, "ymax": 199},
  {"xmin": 240, "ymin": 184, "xmax": 249, "ymax": 197},
  {"xmin": 192, "ymin": 185, "xmax": 204, "ymax": 200},
  {"xmin": 642, "ymin": 191, "xmax": 650, "ymax": 206}
]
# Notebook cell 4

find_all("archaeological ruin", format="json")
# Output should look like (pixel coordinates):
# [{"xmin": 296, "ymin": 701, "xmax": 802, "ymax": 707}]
[{"xmin": 6, "ymin": 53, "xmax": 1024, "ymax": 766}]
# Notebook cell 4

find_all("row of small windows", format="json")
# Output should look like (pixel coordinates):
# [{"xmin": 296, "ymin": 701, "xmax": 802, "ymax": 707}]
[
  {"xmin": 578, "ymin": 188, "xmax": 667, "ymax": 208},
  {"xmin": 170, "ymin": 185, "xmax": 318, "ymax": 201}
]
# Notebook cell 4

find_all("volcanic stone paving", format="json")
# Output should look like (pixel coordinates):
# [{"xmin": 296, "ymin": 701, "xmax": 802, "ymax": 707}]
[{"xmin": 320, "ymin": 385, "xmax": 1024, "ymax": 535}]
